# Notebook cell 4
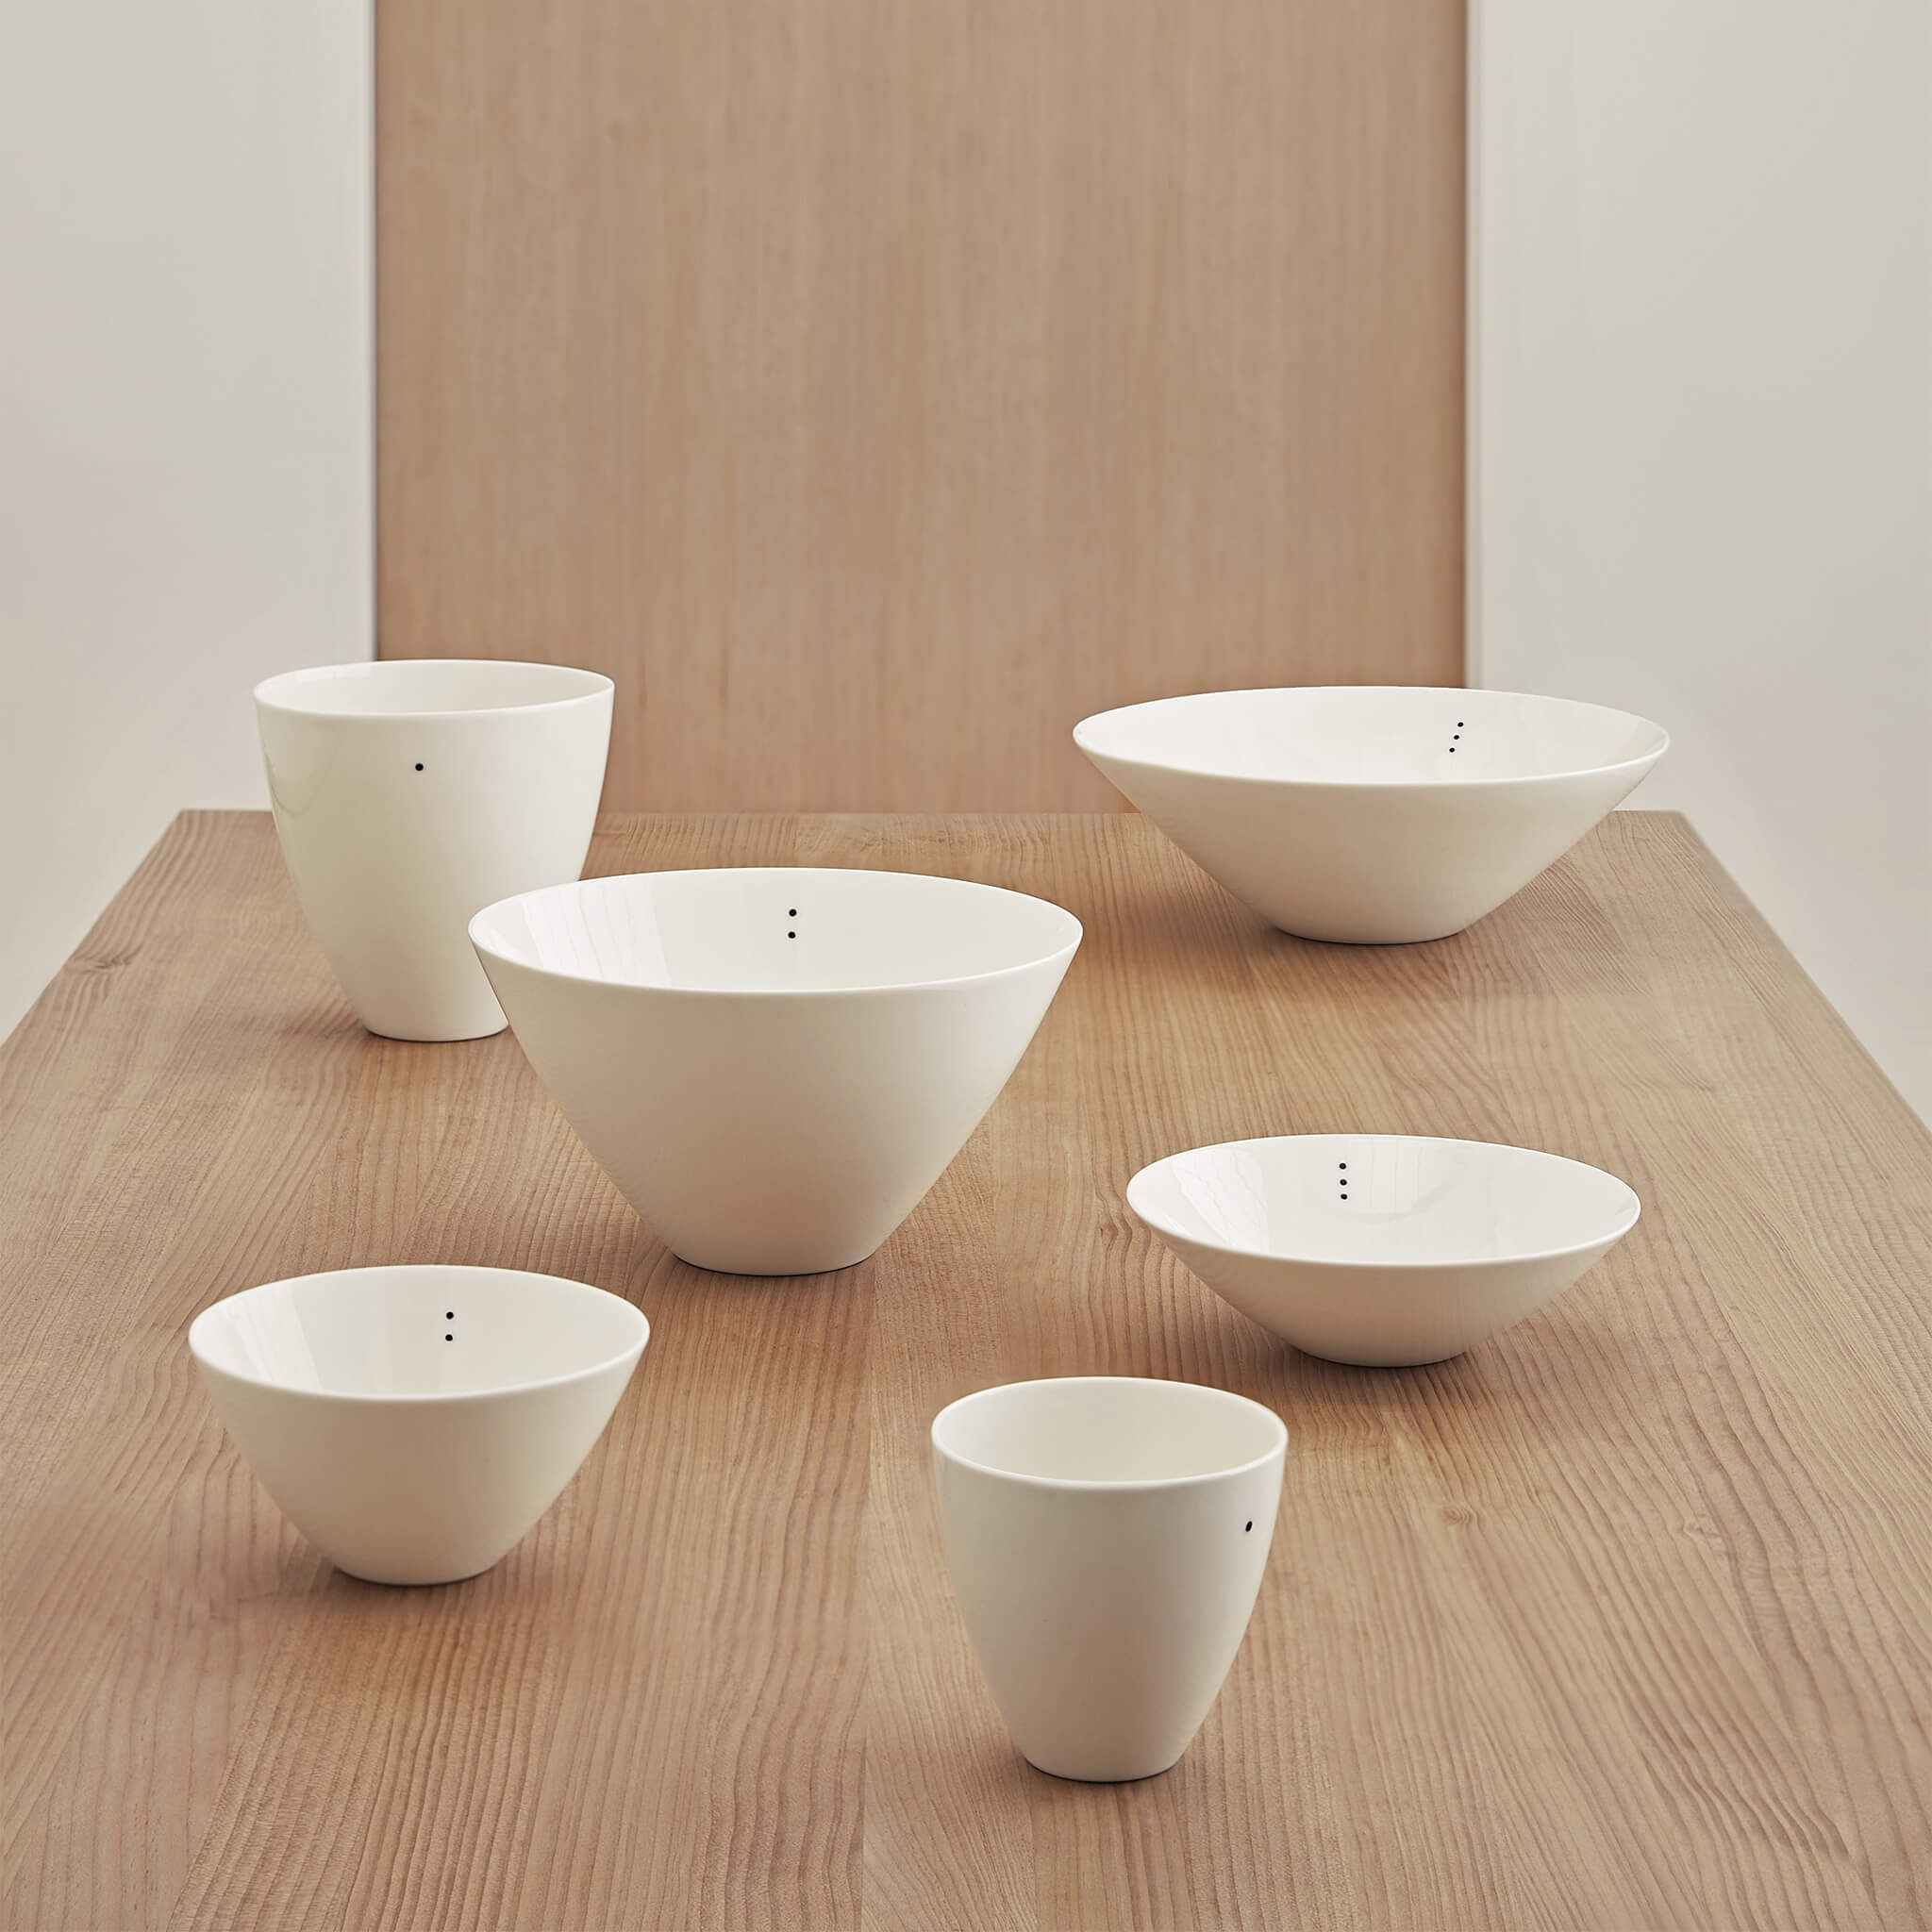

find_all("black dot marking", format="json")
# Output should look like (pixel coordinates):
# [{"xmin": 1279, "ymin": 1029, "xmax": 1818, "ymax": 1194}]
[
  {"xmin": 1244, "ymin": 1521, "xmax": 1253, "ymax": 1532},
  {"xmin": 444, "ymin": 1333, "xmax": 453, "ymax": 1341},
  {"xmin": 414, "ymin": 762, "xmax": 424, "ymax": 771},
  {"xmin": 788, "ymin": 931, "xmax": 796, "ymax": 939},
  {"xmin": 445, "ymin": 1311, "xmax": 454, "ymax": 1320},
  {"xmin": 1448, "ymin": 746, "xmax": 1457, "ymax": 752},
  {"xmin": 789, "ymin": 908, "xmax": 798, "ymax": 917}
]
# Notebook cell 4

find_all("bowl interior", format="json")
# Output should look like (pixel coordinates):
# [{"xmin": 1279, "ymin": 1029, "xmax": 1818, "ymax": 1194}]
[
  {"xmin": 933, "ymin": 1377, "xmax": 1284, "ymax": 1484},
  {"xmin": 190, "ymin": 1265, "xmax": 646, "ymax": 1399},
  {"xmin": 471, "ymin": 869, "xmax": 1082, "ymax": 994},
  {"xmin": 255, "ymin": 659, "xmax": 609, "ymax": 718},
  {"xmin": 1129, "ymin": 1136, "xmax": 1640, "ymax": 1268},
  {"xmin": 1075, "ymin": 687, "xmax": 1666, "ymax": 785}
]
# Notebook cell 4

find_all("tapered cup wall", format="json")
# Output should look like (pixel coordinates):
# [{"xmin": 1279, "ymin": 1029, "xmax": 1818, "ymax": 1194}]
[
  {"xmin": 256, "ymin": 659, "xmax": 612, "ymax": 1041},
  {"xmin": 932, "ymin": 1377, "xmax": 1287, "ymax": 1782}
]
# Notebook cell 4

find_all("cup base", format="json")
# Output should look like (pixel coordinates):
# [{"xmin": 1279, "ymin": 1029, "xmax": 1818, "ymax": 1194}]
[
  {"xmin": 360, "ymin": 1019, "xmax": 510, "ymax": 1044},
  {"xmin": 670, "ymin": 1241, "xmax": 881, "ymax": 1277},
  {"xmin": 1021, "ymin": 1750, "xmax": 1188, "ymax": 1784}
]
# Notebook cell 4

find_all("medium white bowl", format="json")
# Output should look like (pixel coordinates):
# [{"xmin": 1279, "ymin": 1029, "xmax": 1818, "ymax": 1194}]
[
  {"xmin": 190, "ymin": 1265, "xmax": 648, "ymax": 1585},
  {"xmin": 470, "ymin": 868, "xmax": 1083, "ymax": 1275},
  {"xmin": 1128, "ymin": 1135, "xmax": 1640, "ymax": 1367},
  {"xmin": 1074, "ymin": 687, "xmax": 1668, "ymax": 942}
]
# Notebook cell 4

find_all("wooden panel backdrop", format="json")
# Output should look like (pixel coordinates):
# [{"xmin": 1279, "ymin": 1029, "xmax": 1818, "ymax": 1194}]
[{"xmin": 376, "ymin": 1, "xmax": 1465, "ymax": 809}]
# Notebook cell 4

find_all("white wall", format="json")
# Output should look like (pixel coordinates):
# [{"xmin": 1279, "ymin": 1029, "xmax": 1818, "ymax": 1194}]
[
  {"xmin": 0, "ymin": 1, "xmax": 372, "ymax": 1041},
  {"xmin": 1473, "ymin": 0, "xmax": 1932, "ymax": 1122}
]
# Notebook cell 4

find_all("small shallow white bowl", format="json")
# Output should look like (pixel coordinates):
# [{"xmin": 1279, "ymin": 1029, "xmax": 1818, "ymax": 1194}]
[
  {"xmin": 471, "ymin": 869, "xmax": 1082, "ymax": 1275},
  {"xmin": 1074, "ymin": 687, "xmax": 1668, "ymax": 942},
  {"xmin": 1128, "ymin": 1135, "xmax": 1640, "ymax": 1367},
  {"xmin": 190, "ymin": 1265, "xmax": 648, "ymax": 1585}
]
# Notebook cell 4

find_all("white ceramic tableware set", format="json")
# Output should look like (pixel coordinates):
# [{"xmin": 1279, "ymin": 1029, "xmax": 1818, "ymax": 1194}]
[{"xmin": 190, "ymin": 660, "xmax": 1663, "ymax": 1782}]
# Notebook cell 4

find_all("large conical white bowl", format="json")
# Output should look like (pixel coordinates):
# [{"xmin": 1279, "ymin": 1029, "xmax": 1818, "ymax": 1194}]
[
  {"xmin": 1129, "ymin": 1135, "xmax": 1641, "ymax": 1367},
  {"xmin": 472, "ymin": 869, "xmax": 1082, "ymax": 1275},
  {"xmin": 1075, "ymin": 687, "xmax": 1667, "ymax": 942}
]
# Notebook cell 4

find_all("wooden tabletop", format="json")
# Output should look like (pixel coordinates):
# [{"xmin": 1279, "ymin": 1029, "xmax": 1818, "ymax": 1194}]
[{"xmin": 5, "ymin": 809, "xmax": 1929, "ymax": 1931}]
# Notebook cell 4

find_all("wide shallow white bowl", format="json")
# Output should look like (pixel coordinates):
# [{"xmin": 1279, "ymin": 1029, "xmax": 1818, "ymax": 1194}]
[
  {"xmin": 471, "ymin": 869, "xmax": 1082, "ymax": 1275},
  {"xmin": 190, "ymin": 1264, "xmax": 648, "ymax": 1585},
  {"xmin": 1128, "ymin": 1135, "xmax": 1641, "ymax": 1367},
  {"xmin": 1074, "ymin": 687, "xmax": 1668, "ymax": 942},
  {"xmin": 933, "ymin": 1377, "xmax": 1288, "ymax": 1782}
]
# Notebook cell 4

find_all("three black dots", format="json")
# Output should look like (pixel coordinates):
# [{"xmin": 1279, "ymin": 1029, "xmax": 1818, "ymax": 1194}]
[
  {"xmin": 1339, "ymin": 1160, "xmax": 1349, "ymax": 1204},
  {"xmin": 1448, "ymin": 720, "xmax": 1464, "ymax": 755}
]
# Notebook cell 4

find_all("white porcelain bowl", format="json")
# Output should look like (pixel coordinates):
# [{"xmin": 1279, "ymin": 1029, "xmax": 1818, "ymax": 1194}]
[
  {"xmin": 190, "ymin": 1265, "xmax": 648, "ymax": 1585},
  {"xmin": 1128, "ymin": 1135, "xmax": 1640, "ymax": 1367},
  {"xmin": 470, "ymin": 869, "xmax": 1082, "ymax": 1275},
  {"xmin": 1074, "ymin": 687, "xmax": 1668, "ymax": 942}
]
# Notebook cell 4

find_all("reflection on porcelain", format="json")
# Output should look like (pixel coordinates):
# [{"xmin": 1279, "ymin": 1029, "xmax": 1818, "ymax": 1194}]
[
  {"xmin": 255, "ymin": 659, "xmax": 612, "ymax": 1041},
  {"xmin": 471, "ymin": 869, "xmax": 1082, "ymax": 1275},
  {"xmin": 932, "ymin": 1377, "xmax": 1288, "ymax": 1782},
  {"xmin": 190, "ymin": 1264, "xmax": 648, "ymax": 1585},
  {"xmin": 1074, "ymin": 686, "xmax": 1668, "ymax": 942},
  {"xmin": 1129, "ymin": 1135, "xmax": 1641, "ymax": 1367}
]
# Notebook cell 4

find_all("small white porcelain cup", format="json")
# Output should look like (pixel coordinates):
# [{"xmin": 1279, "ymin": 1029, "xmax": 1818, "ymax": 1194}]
[
  {"xmin": 255, "ymin": 659, "xmax": 613, "ymax": 1041},
  {"xmin": 932, "ymin": 1376, "xmax": 1288, "ymax": 1782}
]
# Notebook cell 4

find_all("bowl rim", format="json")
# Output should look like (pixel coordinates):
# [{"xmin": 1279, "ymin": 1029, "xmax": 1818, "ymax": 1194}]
[
  {"xmin": 1073, "ymin": 685, "xmax": 1670, "ymax": 791},
  {"xmin": 469, "ymin": 866, "xmax": 1085, "ymax": 999},
  {"xmin": 253, "ymin": 658, "xmax": 613, "ymax": 722},
  {"xmin": 930, "ymin": 1374, "xmax": 1289, "ymax": 1493},
  {"xmin": 1126, "ymin": 1133, "xmax": 1641, "ymax": 1271},
  {"xmin": 188, "ymin": 1263, "xmax": 649, "ymax": 1405}
]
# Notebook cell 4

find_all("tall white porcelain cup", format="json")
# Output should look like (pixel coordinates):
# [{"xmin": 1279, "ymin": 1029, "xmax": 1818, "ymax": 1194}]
[
  {"xmin": 255, "ymin": 660, "xmax": 612, "ymax": 1041},
  {"xmin": 932, "ymin": 1376, "xmax": 1288, "ymax": 1781}
]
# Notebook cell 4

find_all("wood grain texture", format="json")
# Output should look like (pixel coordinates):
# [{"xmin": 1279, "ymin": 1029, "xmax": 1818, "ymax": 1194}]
[
  {"xmin": 375, "ymin": 0, "xmax": 1466, "ymax": 810},
  {"xmin": 4, "ymin": 809, "xmax": 1929, "ymax": 1929}
]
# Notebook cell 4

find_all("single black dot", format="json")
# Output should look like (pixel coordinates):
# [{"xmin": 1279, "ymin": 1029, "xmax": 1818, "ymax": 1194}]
[
  {"xmin": 1448, "ymin": 746, "xmax": 1457, "ymax": 752},
  {"xmin": 788, "ymin": 931, "xmax": 796, "ymax": 939},
  {"xmin": 789, "ymin": 908, "xmax": 798, "ymax": 917},
  {"xmin": 1244, "ymin": 1521, "xmax": 1253, "ymax": 1532},
  {"xmin": 444, "ymin": 1333, "xmax": 453, "ymax": 1341},
  {"xmin": 414, "ymin": 762, "xmax": 424, "ymax": 771},
  {"xmin": 1339, "ymin": 1162, "xmax": 1346, "ymax": 1169},
  {"xmin": 445, "ymin": 1311, "xmax": 454, "ymax": 1320},
  {"xmin": 1457, "ymin": 721, "xmax": 1465, "ymax": 726}
]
